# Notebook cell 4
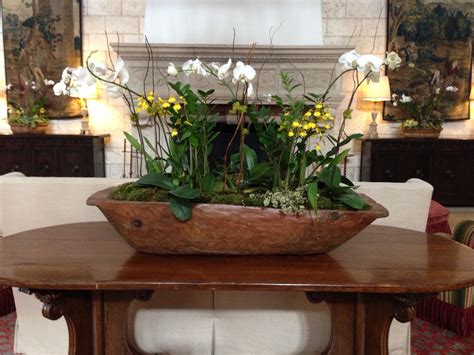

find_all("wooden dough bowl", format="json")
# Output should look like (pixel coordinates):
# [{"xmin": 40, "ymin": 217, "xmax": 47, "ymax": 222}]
[{"xmin": 87, "ymin": 187, "xmax": 389, "ymax": 255}]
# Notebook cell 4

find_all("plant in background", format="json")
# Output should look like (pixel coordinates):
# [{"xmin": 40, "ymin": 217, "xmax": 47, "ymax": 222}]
[
  {"xmin": 79, "ymin": 46, "xmax": 401, "ymax": 221},
  {"xmin": 6, "ymin": 79, "xmax": 55, "ymax": 128},
  {"xmin": 392, "ymin": 85, "xmax": 458, "ymax": 129}
]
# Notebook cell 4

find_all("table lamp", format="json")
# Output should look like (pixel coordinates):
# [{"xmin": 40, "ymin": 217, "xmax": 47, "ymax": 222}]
[
  {"xmin": 70, "ymin": 84, "xmax": 97, "ymax": 135},
  {"xmin": 361, "ymin": 76, "xmax": 391, "ymax": 139}
]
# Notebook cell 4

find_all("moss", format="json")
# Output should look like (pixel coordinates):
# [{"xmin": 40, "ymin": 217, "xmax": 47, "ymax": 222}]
[
  {"xmin": 111, "ymin": 182, "xmax": 169, "ymax": 202},
  {"xmin": 110, "ymin": 183, "xmax": 370, "ymax": 211},
  {"xmin": 208, "ymin": 192, "xmax": 245, "ymax": 205}
]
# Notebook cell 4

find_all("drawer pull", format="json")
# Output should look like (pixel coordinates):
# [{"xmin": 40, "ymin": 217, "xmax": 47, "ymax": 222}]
[
  {"xmin": 72, "ymin": 165, "xmax": 80, "ymax": 174},
  {"xmin": 446, "ymin": 169, "xmax": 456, "ymax": 179},
  {"xmin": 41, "ymin": 164, "xmax": 49, "ymax": 173},
  {"xmin": 415, "ymin": 169, "xmax": 425, "ymax": 178},
  {"xmin": 383, "ymin": 169, "xmax": 394, "ymax": 179}
]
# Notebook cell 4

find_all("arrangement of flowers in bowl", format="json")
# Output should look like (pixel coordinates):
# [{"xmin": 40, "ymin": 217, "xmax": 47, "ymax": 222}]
[
  {"xmin": 391, "ymin": 84, "xmax": 459, "ymax": 138},
  {"xmin": 63, "ymin": 46, "xmax": 402, "ymax": 255},
  {"xmin": 6, "ymin": 79, "xmax": 55, "ymax": 134}
]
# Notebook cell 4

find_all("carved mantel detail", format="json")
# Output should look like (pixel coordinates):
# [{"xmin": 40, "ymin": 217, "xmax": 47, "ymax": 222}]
[{"xmin": 112, "ymin": 43, "xmax": 350, "ymax": 109}]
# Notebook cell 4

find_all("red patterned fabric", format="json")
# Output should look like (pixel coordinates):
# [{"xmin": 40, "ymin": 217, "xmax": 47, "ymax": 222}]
[{"xmin": 426, "ymin": 200, "xmax": 452, "ymax": 235}]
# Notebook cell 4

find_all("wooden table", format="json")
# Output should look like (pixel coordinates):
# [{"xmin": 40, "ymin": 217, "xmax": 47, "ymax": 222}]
[{"xmin": 0, "ymin": 222, "xmax": 473, "ymax": 355}]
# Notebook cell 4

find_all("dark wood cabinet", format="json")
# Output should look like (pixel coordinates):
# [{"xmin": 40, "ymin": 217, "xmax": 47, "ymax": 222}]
[
  {"xmin": 0, "ymin": 134, "xmax": 109, "ymax": 177},
  {"xmin": 360, "ymin": 138, "xmax": 474, "ymax": 206}
]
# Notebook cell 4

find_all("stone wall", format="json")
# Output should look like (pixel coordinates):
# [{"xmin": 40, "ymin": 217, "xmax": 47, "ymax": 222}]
[{"xmin": 0, "ymin": 0, "xmax": 472, "ymax": 179}]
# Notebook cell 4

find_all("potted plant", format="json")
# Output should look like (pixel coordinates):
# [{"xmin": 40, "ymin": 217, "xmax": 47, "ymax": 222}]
[
  {"xmin": 391, "ymin": 85, "xmax": 459, "ymax": 138},
  {"xmin": 6, "ymin": 79, "xmax": 55, "ymax": 134},
  {"xmin": 59, "ymin": 48, "xmax": 402, "ymax": 255}
]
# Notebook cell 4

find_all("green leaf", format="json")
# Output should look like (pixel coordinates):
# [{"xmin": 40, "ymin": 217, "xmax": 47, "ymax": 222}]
[
  {"xmin": 307, "ymin": 181, "xmax": 318, "ymax": 213},
  {"xmin": 169, "ymin": 185, "xmax": 200, "ymax": 199},
  {"xmin": 318, "ymin": 166, "xmax": 341, "ymax": 187},
  {"xmin": 169, "ymin": 196, "xmax": 192, "ymax": 222},
  {"xmin": 328, "ymin": 149, "xmax": 350, "ymax": 168},
  {"xmin": 244, "ymin": 145, "xmax": 257, "ymax": 172},
  {"xmin": 124, "ymin": 131, "xmax": 144, "ymax": 154},
  {"xmin": 136, "ymin": 172, "xmax": 174, "ymax": 190},
  {"xmin": 202, "ymin": 172, "xmax": 216, "ymax": 194},
  {"xmin": 335, "ymin": 190, "xmax": 365, "ymax": 210},
  {"xmin": 249, "ymin": 162, "xmax": 272, "ymax": 182}
]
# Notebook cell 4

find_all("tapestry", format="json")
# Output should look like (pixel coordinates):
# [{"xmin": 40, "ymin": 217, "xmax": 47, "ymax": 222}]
[
  {"xmin": 2, "ymin": 0, "xmax": 82, "ymax": 118},
  {"xmin": 386, "ymin": 0, "xmax": 473, "ymax": 121}
]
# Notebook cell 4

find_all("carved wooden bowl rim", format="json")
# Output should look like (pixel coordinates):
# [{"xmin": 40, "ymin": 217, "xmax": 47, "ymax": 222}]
[{"xmin": 87, "ymin": 186, "xmax": 389, "ymax": 219}]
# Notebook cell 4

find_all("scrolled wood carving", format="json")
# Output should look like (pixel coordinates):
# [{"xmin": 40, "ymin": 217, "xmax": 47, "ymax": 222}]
[
  {"xmin": 33, "ymin": 290, "xmax": 65, "ymax": 320},
  {"xmin": 393, "ymin": 294, "xmax": 429, "ymax": 323},
  {"xmin": 305, "ymin": 291, "xmax": 327, "ymax": 304}
]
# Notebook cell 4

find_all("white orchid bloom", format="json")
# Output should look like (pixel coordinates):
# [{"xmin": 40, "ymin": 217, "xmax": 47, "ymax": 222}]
[
  {"xmin": 106, "ymin": 84, "xmax": 123, "ymax": 99},
  {"xmin": 338, "ymin": 50, "xmax": 361, "ymax": 70},
  {"xmin": 445, "ymin": 86, "xmax": 458, "ymax": 92},
  {"xmin": 247, "ymin": 83, "xmax": 255, "ymax": 98},
  {"xmin": 43, "ymin": 79, "xmax": 55, "ymax": 86},
  {"xmin": 6, "ymin": 84, "xmax": 12, "ymax": 90},
  {"xmin": 167, "ymin": 63, "xmax": 178, "ymax": 77},
  {"xmin": 217, "ymin": 58, "xmax": 232, "ymax": 80},
  {"xmin": 232, "ymin": 61, "xmax": 256, "ymax": 83},
  {"xmin": 53, "ymin": 81, "xmax": 68, "ymax": 96},
  {"xmin": 114, "ymin": 57, "xmax": 130, "ymax": 84},
  {"xmin": 384, "ymin": 51, "xmax": 402, "ymax": 70},
  {"xmin": 435, "ymin": 88, "xmax": 441, "ymax": 95},
  {"xmin": 88, "ymin": 60, "xmax": 108, "ymax": 77},
  {"xmin": 400, "ymin": 94, "xmax": 413, "ymax": 103},
  {"xmin": 182, "ymin": 58, "xmax": 209, "ymax": 76},
  {"xmin": 356, "ymin": 54, "xmax": 384, "ymax": 74}
]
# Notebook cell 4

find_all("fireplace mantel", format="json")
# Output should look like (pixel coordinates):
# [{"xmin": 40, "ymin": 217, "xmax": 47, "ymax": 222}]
[{"xmin": 113, "ymin": 43, "xmax": 350, "ymax": 108}]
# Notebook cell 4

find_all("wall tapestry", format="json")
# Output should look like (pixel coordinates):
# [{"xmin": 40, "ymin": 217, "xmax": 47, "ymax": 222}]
[
  {"xmin": 2, "ymin": 0, "xmax": 82, "ymax": 118},
  {"xmin": 386, "ymin": 0, "xmax": 473, "ymax": 121}
]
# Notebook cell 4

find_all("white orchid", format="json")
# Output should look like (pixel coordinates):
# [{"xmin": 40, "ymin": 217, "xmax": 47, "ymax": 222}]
[
  {"xmin": 247, "ymin": 83, "xmax": 255, "ymax": 98},
  {"xmin": 43, "ymin": 79, "xmax": 55, "ymax": 86},
  {"xmin": 217, "ymin": 58, "xmax": 232, "ymax": 80},
  {"xmin": 435, "ymin": 88, "xmax": 441, "ymax": 95},
  {"xmin": 356, "ymin": 54, "xmax": 384, "ymax": 74},
  {"xmin": 338, "ymin": 50, "xmax": 361, "ymax": 70},
  {"xmin": 5, "ymin": 84, "xmax": 12, "ymax": 90},
  {"xmin": 54, "ymin": 66, "xmax": 97, "ymax": 97},
  {"xmin": 400, "ymin": 94, "xmax": 413, "ymax": 103},
  {"xmin": 53, "ymin": 81, "xmax": 68, "ymax": 96},
  {"xmin": 88, "ymin": 60, "xmax": 108, "ymax": 77},
  {"xmin": 445, "ymin": 86, "xmax": 458, "ymax": 93},
  {"xmin": 167, "ymin": 63, "xmax": 178, "ymax": 77},
  {"xmin": 182, "ymin": 58, "xmax": 209, "ymax": 76},
  {"xmin": 384, "ymin": 51, "xmax": 402, "ymax": 70},
  {"xmin": 108, "ymin": 57, "xmax": 130, "ymax": 84},
  {"xmin": 232, "ymin": 61, "xmax": 256, "ymax": 83}
]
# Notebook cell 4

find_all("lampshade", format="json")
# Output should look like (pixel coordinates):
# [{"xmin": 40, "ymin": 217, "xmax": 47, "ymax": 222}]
[
  {"xmin": 470, "ymin": 84, "xmax": 474, "ymax": 100},
  {"xmin": 361, "ymin": 76, "xmax": 391, "ymax": 102},
  {"xmin": 69, "ymin": 84, "xmax": 97, "ymax": 100}
]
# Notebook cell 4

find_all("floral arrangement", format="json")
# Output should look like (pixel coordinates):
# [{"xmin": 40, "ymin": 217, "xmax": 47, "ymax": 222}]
[
  {"xmin": 392, "ymin": 85, "xmax": 458, "ymax": 130},
  {"xmin": 6, "ymin": 79, "xmax": 55, "ymax": 128},
  {"xmin": 55, "ymin": 47, "xmax": 401, "ymax": 222}
]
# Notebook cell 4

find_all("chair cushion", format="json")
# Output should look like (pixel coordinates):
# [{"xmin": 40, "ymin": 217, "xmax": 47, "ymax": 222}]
[{"xmin": 426, "ymin": 200, "xmax": 452, "ymax": 235}]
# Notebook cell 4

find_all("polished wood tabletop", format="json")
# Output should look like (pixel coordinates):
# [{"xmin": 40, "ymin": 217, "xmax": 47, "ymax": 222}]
[{"xmin": 0, "ymin": 222, "xmax": 473, "ymax": 293}]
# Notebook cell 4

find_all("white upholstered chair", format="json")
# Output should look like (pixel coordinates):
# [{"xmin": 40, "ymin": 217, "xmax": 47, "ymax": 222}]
[{"xmin": 0, "ymin": 176, "xmax": 432, "ymax": 354}]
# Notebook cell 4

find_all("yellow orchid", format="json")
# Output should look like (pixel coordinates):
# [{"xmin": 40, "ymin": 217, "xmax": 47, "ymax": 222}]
[{"xmin": 171, "ymin": 128, "xmax": 178, "ymax": 137}]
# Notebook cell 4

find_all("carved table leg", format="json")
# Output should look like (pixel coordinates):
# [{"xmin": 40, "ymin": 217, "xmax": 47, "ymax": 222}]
[
  {"xmin": 97, "ymin": 290, "xmax": 154, "ymax": 355},
  {"xmin": 29, "ymin": 289, "xmax": 94, "ymax": 355},
  {"xmin": 306, "ymin": 292, "xmax": 430, "ymax": 355},
  {"xmin": 25, "ymin": 289, "xmax": 154, "ymax": 355}
]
